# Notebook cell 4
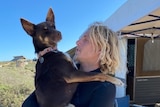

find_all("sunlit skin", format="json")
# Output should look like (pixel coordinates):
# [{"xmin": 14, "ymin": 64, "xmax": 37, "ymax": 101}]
[{"xmin": 75, "ymin": 32, "xmax": 100, "ymax": 72}]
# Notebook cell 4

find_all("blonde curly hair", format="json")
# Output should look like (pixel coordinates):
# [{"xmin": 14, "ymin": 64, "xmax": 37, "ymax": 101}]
[{"xmin": 87, "ymin": 22, "xmax": 120, "ymax": 75}]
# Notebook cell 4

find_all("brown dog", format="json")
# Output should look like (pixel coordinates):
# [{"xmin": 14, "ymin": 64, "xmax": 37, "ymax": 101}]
[{"xmin": 20, "ymin": 8, "xmax": 123, "ymax": 107}]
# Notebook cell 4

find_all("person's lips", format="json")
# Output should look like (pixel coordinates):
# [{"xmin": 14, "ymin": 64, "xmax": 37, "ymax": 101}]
[{"xmin": 75, "ymin": 48, "xmax": 80, "ymax": 54}]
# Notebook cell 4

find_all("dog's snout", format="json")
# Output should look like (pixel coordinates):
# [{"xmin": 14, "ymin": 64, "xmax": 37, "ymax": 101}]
[
  {"xmin": 58, "ymin": 31, "xmax": 61, "ymax": 36},
  {"xmin": 57, "ymin": 31, "xmax": 62, "ymax": 40},
  {"xmin": 57, "ymin": 31, "xmax": 62, "ymax": 39}
]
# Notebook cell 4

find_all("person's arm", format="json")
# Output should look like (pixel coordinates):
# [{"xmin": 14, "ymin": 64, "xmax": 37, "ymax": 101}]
[{"xmin": 88, "ymin": 82, "xmax": 116, "ymax": 107}]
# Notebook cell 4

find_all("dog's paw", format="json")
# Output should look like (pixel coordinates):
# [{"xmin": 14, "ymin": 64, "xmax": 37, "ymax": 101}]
[
  {"xmin": 104, "ymin": 75, "xmax": 125, "ymax": 86},
  {"xmin": 114, "ymin": 78, "xmax": 125, "ymax": 86},
  {"xmin": 155, "ymin": 103, "xmax": 160, "ymax": 107},
  {"xmin": 65, "ymin": 103, "xmax": 75, "ymax": 107}
]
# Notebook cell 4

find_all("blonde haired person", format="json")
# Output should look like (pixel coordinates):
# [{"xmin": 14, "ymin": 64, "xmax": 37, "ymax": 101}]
[
  {"xmin": 70, "ymin": 22, "xmax": 120, "ymax": 107},
  {"xmin": 22, "ymin": 22, "xmax": 120, "ymax": 107}
]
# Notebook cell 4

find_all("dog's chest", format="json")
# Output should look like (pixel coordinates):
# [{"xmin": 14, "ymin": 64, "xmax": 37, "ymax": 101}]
[
  {"xmin": 35, "ymin": 52, "xmax": 78, "ymax": 107},
  {"xmin": 35, "ymin": 52, "xmax": 77, "ymax": 85}
]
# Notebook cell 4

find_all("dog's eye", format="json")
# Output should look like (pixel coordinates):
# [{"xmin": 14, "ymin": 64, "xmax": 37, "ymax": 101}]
[
  {"xmin": 53, "ymin": 25, "xmax": 56, "ymax": 29},
  {"xmin": 49, "ymin": 23, "xmax": 56, "ymax": 29}
]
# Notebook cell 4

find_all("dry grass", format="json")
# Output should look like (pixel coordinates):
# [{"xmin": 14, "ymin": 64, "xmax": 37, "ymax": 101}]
[{"xmin": 0, "ymin": 60, "xmax": 36, "ymax": 107}]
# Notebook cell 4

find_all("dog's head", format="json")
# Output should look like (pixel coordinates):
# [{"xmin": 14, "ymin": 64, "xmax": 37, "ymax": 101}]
[{"xmin": 20, "ymin": 8, "xmax": 62, "ymax": 53}]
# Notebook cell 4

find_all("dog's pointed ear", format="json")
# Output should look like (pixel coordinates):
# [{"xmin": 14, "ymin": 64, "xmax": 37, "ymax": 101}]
[
  {"xmin": 46, "ymin": 8, "xmax": 55, "ymax": 23},
  {"xmin": 20, "ymin": 18, "xmax": 35, "ymax": 36}
]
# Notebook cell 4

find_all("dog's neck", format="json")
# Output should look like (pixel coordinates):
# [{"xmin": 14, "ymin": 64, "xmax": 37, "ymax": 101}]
[
  {"xmin": 37, "ymin": 47, "xmax": 78, "ymax": 69},
  {"xmin": 37, "ymin": 47, "xmax": 58, "ymax": 58}
]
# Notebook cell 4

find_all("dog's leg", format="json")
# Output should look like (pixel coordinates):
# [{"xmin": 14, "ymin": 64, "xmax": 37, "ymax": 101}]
[{"xmin": 64, "ymin": 71, "xmax": 124, "ymax": 86}]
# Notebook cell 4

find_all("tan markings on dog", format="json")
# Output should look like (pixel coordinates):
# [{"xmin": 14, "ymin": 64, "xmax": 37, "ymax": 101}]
[
  {"xmin": 39, "ymin": 36, "xmax": 43, "ymax": 42},
  {"xmin": 39, "ymin": 36, "xmax": 51, "ymax": 45},
  {"xmin": 44, "ymin": 37, "xmax": 49, "ymax": 43}
]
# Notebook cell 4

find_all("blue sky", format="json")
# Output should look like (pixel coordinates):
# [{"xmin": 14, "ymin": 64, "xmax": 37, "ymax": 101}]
[{"xmin": 0, "ymin": 0, "xmax": 127, "ymax": 61}]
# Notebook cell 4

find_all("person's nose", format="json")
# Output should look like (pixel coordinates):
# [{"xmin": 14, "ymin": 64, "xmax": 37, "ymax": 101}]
[{"xmin": 76, "ymin": 39, "xmax": 80, "ymax": 46}]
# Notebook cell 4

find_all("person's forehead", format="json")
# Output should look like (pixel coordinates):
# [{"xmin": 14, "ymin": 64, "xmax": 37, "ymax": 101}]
[{"xmin": 80, "ymin": 31, "xmax": 90, "ymax": 38}]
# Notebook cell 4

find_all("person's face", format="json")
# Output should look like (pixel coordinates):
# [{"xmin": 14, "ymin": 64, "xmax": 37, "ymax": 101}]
[{"xmin": 75, "ymin": 32, "xmax": 99, "ymax": 63}]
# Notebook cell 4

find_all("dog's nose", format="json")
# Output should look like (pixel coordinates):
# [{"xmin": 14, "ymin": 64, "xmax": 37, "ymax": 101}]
[
  {"xmin": 58, "ymin": 31, "xmax": 61, "ymax": 36},
  {"xmin": 57, "ymin": 31, "xmax": 62, "ymax": 39}
]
